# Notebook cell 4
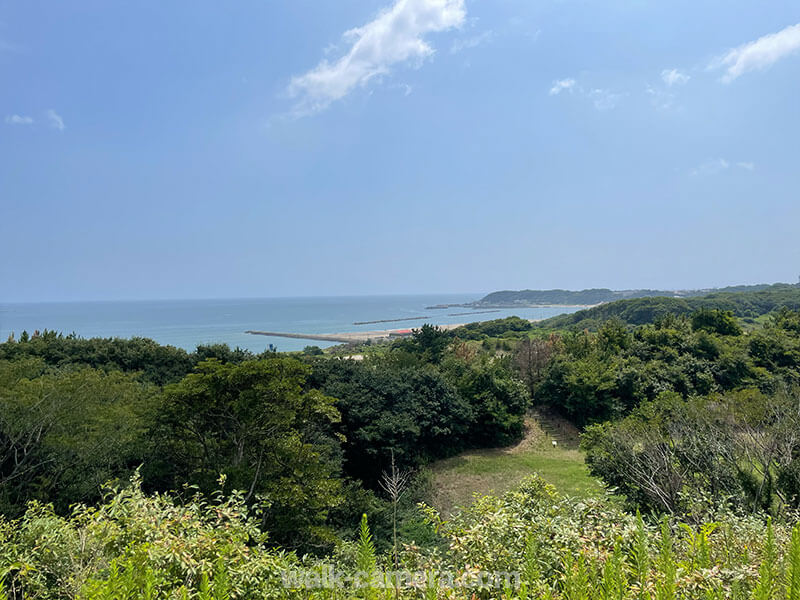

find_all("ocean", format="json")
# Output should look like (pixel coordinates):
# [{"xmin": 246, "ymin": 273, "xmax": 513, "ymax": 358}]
[{"xmin": 0, "ymin": 295, "xmax": 584, "ymax": 353}]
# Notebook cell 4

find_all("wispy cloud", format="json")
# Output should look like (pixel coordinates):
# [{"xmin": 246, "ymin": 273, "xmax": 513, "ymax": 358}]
[
  {"xmin": 391, "ymin": 82, "xmax": 414, "ymax": 96},
  {"xmin": 691, "ymin": 158, "xmax": 729, "ymax": 176},
  {"xmin": 646, "ymin": 85, "xmax": 676, "ymax": 111},
  {"xmin": 588, "ymin": 88, "xmax": 621, "ymax": 111},
  {"xmin": 288, "ymin": 0, "xmax": 466, "ymax": 115},
  {"xmin": 5, "ymin": 114, "xmax": 34, "ymax": 125},
  {"xmin": 45, "ymin": 109, "xmax": 64, "ymax": 131},
  {"xmin": 450, "ymin": 29, "xmax": 492, "ymax": 54},
  {"xmin": 690, "ymin": 158, "xmax": 755, "ymax": 176},
  {"xmin": 548, "ymin": 78, "xmax": 576, "ymax": 95},
  {"xmin": 549, "ymin": 79, "xmax": 622, "ymax": 110},
  {"xmin": 646, "ymin": 69, "xmax": 688, "ymax": 112},
  {"xmin": 711, "ymin": 23, "xmax": 800, "ymax": 82},
  {"xmin": 661, "ymin": 68, "xmax": 690, "ymax": 87}
]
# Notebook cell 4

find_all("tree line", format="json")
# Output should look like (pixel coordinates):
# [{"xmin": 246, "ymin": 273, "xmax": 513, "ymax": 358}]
[{"xmin": 0, "ymin": 325, "xmax": 528, "ymax": 551}]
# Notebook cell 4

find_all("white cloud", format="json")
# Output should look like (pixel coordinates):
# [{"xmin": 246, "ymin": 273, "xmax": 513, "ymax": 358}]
[
  {"xmin": 45, "ymin": 109, "xmax": 64, "ymax": 131},
  {"xmin": 288, "ymin": 0, "xmax": 466, "ymax": 115},
  {"xmin": 690, "ymin": 158, "xmax": 757, "ymax": 176},
  {"xmin": 646, "ymin": 69, "xmax": 688, "ymax": 112},
  {"xmin": 548, "ymin": 78, "xmax": 576, "ymax": 95},
  {"xmin": 712, "ymin": 23, "xmax": 800, "ymax": 82},
  {"xmin": 588, "ymin": 88, "xmax": 621, "ymax": 111},
  {"xmin": 391, "ymin": 82, "xmax": 414, "ymax": 96},
  {"xmin": 5, "ymin": 114, "xmax": 33, "ymax": 125},
  {"xmin": 549, "ymin": 79, "xmax": 622, "ymax": 110},
  {"xmin": 690, "ymin": 158, "xmax": 729, "ymax": 176},
  {"xmin": 661, "ymin": 68, "xmax": 690, "ymax": 87},
  {"xmin": 450, "ymin": 29, "xmax": 492, "ymax": 54},
  {"xmin": 646, "ymin": 85, "xmax": 676, "ymax": 111}
]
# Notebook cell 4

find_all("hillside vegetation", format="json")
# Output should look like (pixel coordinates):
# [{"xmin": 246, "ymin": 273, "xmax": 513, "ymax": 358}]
[
  {"xmin": 475, "ymin": 283, "xmax": 775, "ymax": 306},
  {"xmin": 3, "ymin": 472, "xmax": 800, "ymax": 598},
  {"xmin": 3, "ymin": 295, "xmax": 800, "ymax": 598},
  {"xmin": 535, "ymin": 283, "xmax": 800, "ymax": 330}
]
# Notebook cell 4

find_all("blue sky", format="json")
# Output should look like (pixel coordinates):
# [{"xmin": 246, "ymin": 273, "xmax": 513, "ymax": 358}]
[{"xmin": 2, "ymin": 0, "xmax": 799, "ymax": 302}]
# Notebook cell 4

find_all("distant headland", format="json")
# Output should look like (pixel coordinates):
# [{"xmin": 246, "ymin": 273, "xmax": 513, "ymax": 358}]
[{"xmin": 471, "ymin": 283, "xmax": 781, "ymax": 308}]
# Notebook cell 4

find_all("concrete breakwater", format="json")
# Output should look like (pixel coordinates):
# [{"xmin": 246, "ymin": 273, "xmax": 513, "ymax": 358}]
[
  {"xmin": 353, "ymin": 316, "xmax": 429, "ymax": 325},
  {"xmin": 354, "ymin": 310, "xmax": 501, "ymax": 325},
  {"xmin": 245, "ymin": 322, "xmax": 465, "ymax": 344}
]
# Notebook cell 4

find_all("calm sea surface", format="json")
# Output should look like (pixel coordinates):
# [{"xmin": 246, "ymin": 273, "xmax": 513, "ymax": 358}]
[{"xmin": 0, "ymin": 295, "xmax": 583, "ymax": 353}]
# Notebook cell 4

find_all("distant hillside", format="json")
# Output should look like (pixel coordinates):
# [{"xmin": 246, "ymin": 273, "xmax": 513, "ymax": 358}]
[
  {"xmin": 475, "ymin": 284, "xmax": 774, "ymax": 307},
  {"xmin": 534, "ymin": 283, "xmax": 800, "ymax": 330}
]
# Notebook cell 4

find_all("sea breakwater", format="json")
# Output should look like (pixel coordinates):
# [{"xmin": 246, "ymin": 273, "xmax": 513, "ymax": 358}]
[{"xmin": 245, "ymin": 323, "xmax": 466, "ymax": 344}]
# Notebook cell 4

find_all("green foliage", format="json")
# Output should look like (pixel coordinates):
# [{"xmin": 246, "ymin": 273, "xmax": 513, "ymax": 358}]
[
  {"xmin": 786, "ymin": 526, "xmax": 800, "ymax": 600},
  {"xmin": 308, "ymin": 358, "xmax": 474, "ymax": 482},
  {"xmin": 535, "ymin": 308, "xmax": 800, "ymax": 426},
  {"xmin": 150, "ymin": 358, "xmax": 344, "ymax": 549},
  {"xmin": 9, "ymin": 298, "xmax": 800, "ymax": 599},
  {"xmin": 0, "ymin": 474, "xmax": 293, "ymax": 599},
  {"xmin": 0, "ymin": 331, "xmax": 195, "ymax": 385},
  {"xmin": 0, "ymin": 332, "xmax": 260, "ymax": 386},
  {"xmin": 537, "ymin": 350, "xmax": 620, "ymax": 427},
  {"xmin": 356, "ymin": 514, "xmax": 377, "ymax": 575},
  {"xmin": 655, "ymin": 519, "xmax": 677, "ymax": 600},
  {"xmin": 451, "ymin": 316, "xmax": 534, "ymax": 340},
  {"xmin": 752, "ymin": 519, "xmax": 778, "ymax": 600},
  {"xmin": 583, "ymin": 389, "xmax": 800, "ymax": 516},
  {"xmin": 474, "ymin": 286, "xmax": 781, "ymax": 307},
  {"xmin": 442, "ymin": 355, "xmax": 530, "ymax": 446},
  {"xmin": 0, "ymin": 364, "xmax": 157, "ymax": 516},
  {"xmin": 537, "ymin": 284, "xmax": 800, "ymax": 332},
  {"xmin": 3, "ymin": 472, "xmax": 800, "ymax": 599},
  {"xmin": 691, "ymin": 309, "xmax": 743, "ymax": 336},
  {"xmin": 0, "ymin": 324, "xmax": 533, "ymax": 555},
  {"xmin": 409, "ymin": 324, "xmax": 450, "ymax": 364}
]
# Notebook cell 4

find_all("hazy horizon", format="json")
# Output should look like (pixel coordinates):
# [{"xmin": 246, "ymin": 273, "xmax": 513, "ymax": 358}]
[{"xmin": 3, "ymin": 280, "xmax": 798, "ymax": 305}]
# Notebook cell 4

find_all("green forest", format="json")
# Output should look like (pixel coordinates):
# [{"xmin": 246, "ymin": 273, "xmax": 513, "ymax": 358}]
[{"xmin": 4, "ymin": 286, "xmax": 800, "ymax": 598}]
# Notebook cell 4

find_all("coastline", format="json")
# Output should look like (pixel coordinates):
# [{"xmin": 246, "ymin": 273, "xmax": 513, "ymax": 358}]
[
  {"xmin": 246, "ymin": 322, "xmax": 466, "ymax": 344},
  {"xmin": 1, "ymin": 296, "xmax": 584, "ymax": 354},
  {"xmin": 471, "ymin": 303, "xmax": 599, "ymax": 309}
]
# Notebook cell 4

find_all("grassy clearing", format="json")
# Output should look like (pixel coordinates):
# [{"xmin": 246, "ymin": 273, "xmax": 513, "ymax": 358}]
[{"xmin": 426, "ymin": 416, "xmax": 602, "ymax": 515}]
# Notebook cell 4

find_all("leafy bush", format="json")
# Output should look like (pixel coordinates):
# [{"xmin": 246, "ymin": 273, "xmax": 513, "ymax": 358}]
[
  {"xmin": 0, "ymin": 474, "xmax": 295, "ymax": 599},
  {"xmin": 535, "ymin": 311, "xmax": 799, "ymax": 425},
  {"xmin": 0, "ymin": 364, "xmax": 157, "ymax": 517},
  {"xmin": 149, "ymin": 358, "xmax": 344, "ymax": 550},
  {"xmin": 538, "ymin": 284, "xmax": 800, "ymax": 331},
  {"xmin": 4, "ymin": 473, "xmax": 800, "ymax": 599},
  {"xmin": 583, "ymin": 389, "xmax": 800, "ymax": 515},
  {"xmin": 307, "ymin": 358, "xmax": 474, "ymax": 482}
]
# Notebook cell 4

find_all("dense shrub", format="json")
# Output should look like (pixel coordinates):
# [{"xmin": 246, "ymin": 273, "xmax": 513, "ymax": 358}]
[
  {"xmin": 0, "ymin": 362, "xmax": 157, "ymax": 517},
  {"xmin": 149, "ymin": 357, "xmax": 344, "ymax": 550},
  {"xmin": 538, "ymin": 283, "xmax": 800, "ymax": 331},
  {"xmin": 536, "ymin": 311, "xmax": 799, "ymax": 425},
  {"xmin": 4, "ymin": 474, "xmax": 800, "ymax": 599},
  {"xmin": 583, "ymin": 389, "xmax": 800, "ymax": 515},
  {"xmin": 307, "ymin": 358, "xmax": 474, "ymax": 482}
]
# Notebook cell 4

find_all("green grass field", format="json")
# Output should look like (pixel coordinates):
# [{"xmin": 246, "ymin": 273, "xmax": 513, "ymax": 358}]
[{"xmin": 426, "ymin": 416, "xmax": 603, "ymax": 515}]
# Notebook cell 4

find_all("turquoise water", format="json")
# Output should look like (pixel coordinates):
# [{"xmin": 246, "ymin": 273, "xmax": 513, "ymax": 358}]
[{"xmin": 0, "ymin": 295, "xmax": 583, "ymax": 353}]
